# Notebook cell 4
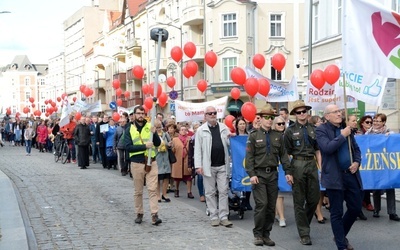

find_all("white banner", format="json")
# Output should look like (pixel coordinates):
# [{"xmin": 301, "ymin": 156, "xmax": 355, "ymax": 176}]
[
  {"xmin": 59, "ymin": 98, "xmax": 73, "ymax": 127},
  {"xmin": 245, "ymin": 66, "xmax": 298, "ymax": 102},
  {"xmin": 343, "ymin": 0, "xmax": 400, "ymax": 78},
  {"xmin": 335, "ymin": 72, "xmax": 387, "ymax": 106},
  {"xmin": 175, "ymin": 96, "xmax": 228, "ymax": 122},
  {"xmin": 305, "ymin": 82, "xmax": 358, "ymax": 111},
  {"xmin": 72, "ymin": 100, "xmax": 102, "ymax": 113}
]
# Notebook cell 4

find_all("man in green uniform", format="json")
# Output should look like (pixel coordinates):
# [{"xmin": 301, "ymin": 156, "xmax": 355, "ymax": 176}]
[
  {"xmin": 284, "ymin": 100, "xmax": 321, "ymax": 246},
  {"xmin": 245, "ymin": 104, "xmax": 291, "ymax": 246}
]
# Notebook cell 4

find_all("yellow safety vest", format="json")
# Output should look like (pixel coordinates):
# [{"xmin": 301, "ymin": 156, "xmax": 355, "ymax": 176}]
[{"xmin": 128, "ymin": 123, "xmax": 156, "ymax": 158}]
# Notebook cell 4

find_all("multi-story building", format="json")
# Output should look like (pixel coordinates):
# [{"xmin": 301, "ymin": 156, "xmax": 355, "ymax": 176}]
[{"xmin": 45, "ymin": 53, "xmax": 66, "ymax": 112}]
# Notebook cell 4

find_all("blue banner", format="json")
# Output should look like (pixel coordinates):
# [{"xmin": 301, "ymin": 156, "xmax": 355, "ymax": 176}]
[{"xmin": 356, "ymin": 134, "xmax": 400, "ymax": 190}]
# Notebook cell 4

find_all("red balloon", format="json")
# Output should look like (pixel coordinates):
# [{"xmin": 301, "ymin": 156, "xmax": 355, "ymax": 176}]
[
  {"xmin": 75, "ymin": 112, "xmax": 82, "ymax": 120},
  {"xmin": 45, "ymin": 112, "xmax": 49, "ymax": 117},
  {"xmin": 258, "ymin": 78, "xmax": 271, "ymax": 97},
  {"xmin": 171, "ymin": 46, "xmax": 183, "ymax": 63},
  {"xmin": 253, "ymin": 54, "xmax": 266, "ymax": 69},
  {"xmin": 183, "ymin": 67, "xmax": 191, "ymax": 79},
  {"xmin": 142, "ymin": 84, "xmax": 149, "ymax": 95},
  {"xmin": 186, "ymin": 60, "xmax": 198, "ymax": 77},
  {"xmin": 230, "ymin": 87, "xmax": 241, "ymax": 100},
  {"xmin": 116, "ymin": 98, "xmax": 123, "ymax": 107},
  {"xmin": 323, "ymin": 64, "xmax": 340, "ymax": 85},
  {"xmin": 112, "ymin": 112, "xmax": 121, "ymax": 122},
  {"xmin": 116, "ymin": 88, "xmax": 122, "ymax": 97},
  {"xmin": 197, "ymin": 79, "xmax": 208, "ymax": 92},
  {"xmin": 61, "ymin": 93, "xmax": 67, "ymax": 99},
  {"xmin": 133, "ymin": 65, "xmax": 144, "ymax": 79},
  {"xmin": 112, "ymin": 79, "xmax": 121, "ymax": 89},
  {"xmin": 53, "ymin": 106, "xmax": 58, "ymax": 112},
  {"xmin": 241, "ymin": 102, "xmax": 257, "ymax": 122},
  {"xmin": 23, "ymin": 107, "xmax": 29, "ymax": 114},
  {"xmin": 79, "ymin": 85, "xmax": 86, "ymax": 93},
  {"xmin": 44, "ymin": 100, "xmax": 49, "ymax": 105},
  {"xmin": 158, "ymin": 92, "xmax": 168, "ymax": 107},
  {"xmin": 144, "ymin": 97, "xmax": 153, "ymax": 109},
  {"xmin": 230, "ymin": 67, "xmax": 247, "ymax": 85},
  {"xmin": 244, "ymin": 77, "xmax": 259, "ymax": 97},
  {"xmin": 310, "ymin": 69, "xmax": 326, "ymax": 89},
  {"xmin": 73, "ymin": 97, "xmax": 77, "ymax": 102},
  {"xmin": 29, "ymin": 97, "xmax": 34, "ymax": 103},
  {"xmin": 224, "ymin": 115, "xmax": 236, "ymax": 130},
  {"xmin": 166, "ymin": 76, "xmax": 176, "ymax": 88},
  {"xmin": 271, "ymin": 53, "xmax": 286, "ymax": 72},
  {"xmin": 205, "ymin": 51, "xmax": 218, "ymax": 68},
  {"xmin": 142, "ymin": 105, "xmax": 149, "ymax": 114},
  {"xmin": 31, "ymin": 103, "xmax": 36, "ymax": 108},
  {"xmin": 57, "ymin": 97, "xmax": 61, "ymax": 102},
  {"xmin": 124, "ymin": 91, "xmax": 130, "ymax": 98},
  {"xmin": 149, "ymin": 82, "xmax": 162, "ymax": 98},
  {"xmin": 84, "ymin": 88, "xmax": 91, "ymax": 97},
  {"xmin": 51, "ymin": 101, "xmax": 56, "ymax": 107},
  {"xmin": 6, "ymin": 109, "xmax": 11, "ymax": 115},
  {"xmin": 183, "ymin": 42, "xmax": 196, "ymax": 58}
]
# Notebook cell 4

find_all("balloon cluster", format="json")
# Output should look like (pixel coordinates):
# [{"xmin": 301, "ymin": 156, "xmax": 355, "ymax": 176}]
[
  {"xmin": 310, "ymin": 64, "xmax": 340, "ymax": 89},
  {"xmin": 142, "ymin": 82, "xmax": 167, "ymax": 109},
  {"xmin": 79, "ymin": 85, "xmax": 94, "ymax": 97}
]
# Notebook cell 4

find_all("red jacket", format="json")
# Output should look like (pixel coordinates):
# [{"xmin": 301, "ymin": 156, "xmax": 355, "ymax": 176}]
[{"xmin": 61, "ymin": 121, "xmax": 76, "ymax": 139}]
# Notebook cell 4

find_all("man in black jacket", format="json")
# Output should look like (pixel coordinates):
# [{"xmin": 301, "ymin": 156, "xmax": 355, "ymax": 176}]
[
  {"xmin": 95, "ymin": 114, "xmax": 109, "ymax": 168},
  {"xmin": 74, "ymin": 116, "xmax": 91, "ymax": 169}
]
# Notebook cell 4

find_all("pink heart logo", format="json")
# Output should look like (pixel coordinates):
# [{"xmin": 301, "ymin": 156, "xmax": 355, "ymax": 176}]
[{"xmin": 371, "ymin": 11, "xmax": 400, "ymax": 56}]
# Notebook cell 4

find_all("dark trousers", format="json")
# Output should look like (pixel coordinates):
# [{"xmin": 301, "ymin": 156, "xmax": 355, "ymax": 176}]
[
  {"xmin": 373, "ymin": 189, "xmax": 396, "ymax": 215},
  {"xmin": 252, "ymin": 170, "xmax": 278, "ymax": 238},
  {"xmin": 91, "ymin": 139, "xmax": 99, "ymax": 162},
  {"xmin": 291, "ymin": 159, "xmax": 320, "ymax": 238},
  {"xmin": 99, "ymin": 146, "xmax": 107, "ymax": 168},
  {"xmin": 326, "ymin": 173, "xmax": 362, "ymax": 250},
  {"xmin": 117, "ymin": 148, "xmax": 128, "ymax": 173},
  {"xmin": 77, "ymin": 145, "xmax": 90, "ymax": 167}
]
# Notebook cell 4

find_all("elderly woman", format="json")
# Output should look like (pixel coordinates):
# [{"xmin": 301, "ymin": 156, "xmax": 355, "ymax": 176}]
[
  {"xmin": 171, "ymin": 125, "xmax": 193, "ymax": 198},
  {"xmin": 366, "ymin": 113, "xmax": 399, "ymax": 221},
  {"xmin": 155, "ymin": 120, "xmax": 172, "ymax": 202}
]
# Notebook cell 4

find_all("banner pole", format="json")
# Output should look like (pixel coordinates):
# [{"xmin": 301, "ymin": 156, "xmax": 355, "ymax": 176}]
[{"xmin": 342, "ymin": 73, "xmax": 353, "ymax": 163}]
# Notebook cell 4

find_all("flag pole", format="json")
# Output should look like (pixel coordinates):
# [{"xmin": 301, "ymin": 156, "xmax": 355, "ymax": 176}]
[{"xmin": 342, "ymin": 73, "xmax": 353, "ymax": 163}]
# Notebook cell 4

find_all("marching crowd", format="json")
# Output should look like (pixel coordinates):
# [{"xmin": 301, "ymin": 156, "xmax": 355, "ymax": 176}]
[{"xmin": 1, "ymin": 99, "xmax": 399, "ymax": 250}]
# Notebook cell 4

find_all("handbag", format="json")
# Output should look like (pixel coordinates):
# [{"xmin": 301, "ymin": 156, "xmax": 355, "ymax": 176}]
[{"xmin": 168, "ymin": 148, "xmax": 177, "ymax": 164}]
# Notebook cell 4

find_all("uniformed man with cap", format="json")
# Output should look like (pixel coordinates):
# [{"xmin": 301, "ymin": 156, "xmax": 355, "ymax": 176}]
[
  {"xmin": 284, "ymin": 100, "xmax": 322, "ymax": 246},
  {"xmin": 245, "ymin": 104, "xmax": 291, "ymax": 246}
]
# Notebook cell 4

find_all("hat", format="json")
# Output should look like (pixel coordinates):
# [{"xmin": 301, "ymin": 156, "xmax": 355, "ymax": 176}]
[
  {"xmin": 256, "ymin": 104, "xmax": 278, "ymax": 116},
  {"xmin": 289, "ymin": 100, "xmax": 312, "ymax": 115},
  {"xmin": 171, "ymin": 115, "xmax": 176, "ymax": 119}
]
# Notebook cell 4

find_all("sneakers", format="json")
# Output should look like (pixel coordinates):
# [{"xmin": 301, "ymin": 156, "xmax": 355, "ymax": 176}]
[
  {"xmin": 262, "ymin": 237, "xmax": 275, "ymax": 246},
  {"xmin": 300, "ymin": 236, "xmax": 312, "ymax": 245},
  {"xmin": 220, "ymin": 219, "xmax": 233, "ymax": 227},
  {"xmin": 211, "ymin": 219, "xmax": 220, "ymax": 227},
  {"xmin": 151, "ymin": 213, "xmax": 162, "ymax": 225},
  {"xmin": 279, "ymin": 218, "xmax": 286, "ymax": 227},
  {"xmin": 135, "ymin": 214, "xmax": 143, "ymax": 224},
  {"xmin": 389, "ymin": 214, "xmax": 400, "ymax": 221},
  {"xmin": 253, "ymin": 237, "xmax": 263, "ymax": 246},
  {"xmin": 373, "ymin": 211, "xmax": 380, "ymax": 218}
]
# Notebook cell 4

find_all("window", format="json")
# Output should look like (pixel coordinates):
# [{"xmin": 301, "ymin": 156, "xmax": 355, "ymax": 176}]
[
  {"xmin": 222, "ymin": 57, "xmax": 237, "ymax": 82},
  {"xmin": 25, "ymin": 91, "xmax": 31, "ymax": 100},
  {"xmin": 40, "ymin": 78, "xmax": 45, "ymax": 85},
  {"xmin": 25, "ymin": 77, "xmax": 30, "ymax": 86},
  {"xmin": 392, "ymin": 0, "xmax": 400, "ymax": 12},
  {"xmin": 12, "ymin": 92, "xmax": 15, "ymax": 99},
  {"xmin": 313, "ymin": 2, "xmax": 319, "ymax": 41},
  {"xmin": 41, "ymin": 105, "xmax": 46, "ymax": 113},
  {"xmin": 222, "ymin": 13, "xmax": 237, "ymax": 37},
  {"xmin": 270, "ymin": 14, "xmax": 282, "ymax": 37},
  {"xmin": 271, "ymin": 66, "xmax": 282, "ymax": 81}
]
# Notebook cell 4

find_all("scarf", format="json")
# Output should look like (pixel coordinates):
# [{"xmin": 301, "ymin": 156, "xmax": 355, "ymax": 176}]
[
  {"xmin": 367, "ymin": 125, "xmax": 389, "ymax": 135},
  {"xmin": 179, "ymin": 134, "xmax": 188, "ymax": 159}
]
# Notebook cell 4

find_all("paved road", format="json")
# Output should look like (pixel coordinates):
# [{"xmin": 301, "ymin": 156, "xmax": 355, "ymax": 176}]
[{"xmin": 0, "ymin": 145, "xmax": 399, "ymax": 250}]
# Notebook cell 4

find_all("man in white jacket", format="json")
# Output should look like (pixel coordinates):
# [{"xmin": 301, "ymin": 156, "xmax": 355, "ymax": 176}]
[{"xmin": 194, "ymin": 106, "xmax": 232, "ymax": 227}]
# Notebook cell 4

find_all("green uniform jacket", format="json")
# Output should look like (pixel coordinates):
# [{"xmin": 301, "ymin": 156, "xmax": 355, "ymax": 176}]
[{"xmin": 245, "ymin": 127, "xmax": 291, "ymax": 178}]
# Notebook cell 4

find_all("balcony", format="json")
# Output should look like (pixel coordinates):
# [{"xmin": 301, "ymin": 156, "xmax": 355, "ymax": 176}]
[
  {"xmin": 111, "ymin": 45, "xmax": 125, "ymax": 58},
  {"xmin": 181, "ymin": 0, "xmax": 204, "ymax": 26},
  {"xmin": 97, "ymin": 78, "xmax": 106, "ymax": 88},
  {"xmin": 126, "ymin": 38, "xmax": 141, "ymax": 52},
  {"xmin": 149, "ymin": 58, "xmax": 169, "ymax": 72},
  {"xmin": 113, "ymin": 73, "xmax": 126, "ymax": 84}
]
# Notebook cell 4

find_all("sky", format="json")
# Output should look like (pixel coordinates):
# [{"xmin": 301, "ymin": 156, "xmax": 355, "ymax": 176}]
[{"xmin": 0, "ymin": 0, "xmax": 93, "ymax": 66}]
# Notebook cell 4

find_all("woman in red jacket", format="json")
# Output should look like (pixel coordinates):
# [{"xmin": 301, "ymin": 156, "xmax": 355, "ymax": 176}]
[{"xmin": 36, "ymin": 120, "xmax": 48, "ymax": 153}]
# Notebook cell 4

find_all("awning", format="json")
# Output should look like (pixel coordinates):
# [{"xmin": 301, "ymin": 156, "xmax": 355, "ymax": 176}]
[{"xmin": 226, "ymin": 99, "xmax": 243, "ymax": 112}]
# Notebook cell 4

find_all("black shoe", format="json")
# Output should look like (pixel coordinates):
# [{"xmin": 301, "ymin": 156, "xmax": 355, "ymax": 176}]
[
  {"xmin": 121, "ymin": 172, "xmax": 127, "ymax": 176},
  {"xmin": 80, "ymin": 166, "xmax": 87, "ymax": 169},
  {"xmin": 135, "ymin": 214, "xmax": 143, "ymax": 224},
  {"xmin": 358, "ymin": 212, "xmax": 368, "ymax": 220},
  {"xmin": 300, "ymin": 236, "xmax": 312, "ymax": 245},
  {"xmin": 246, "ymin": 204, "xmax": 253, "ymax": 211},
  {"xmin": 151, "ymin": 213, "xmax": 162, "ymax": 225},
  {"xmin": 389, "ymin": 214, "xmax": 400, "ymax": 221},
  {"xmin": 314, "ymin": 213, "xmax": 326, "ymax": 223},
  {"xmin": 262, "ymin": 237, "xmax": 275, "ymax": 246},
  {"xmin": 373, "ymin": 211, "xmax": 380, "ymax": 218},
  {"xmin": 162, "ymin": 195, "xmax": 171, "ymax": 202}
]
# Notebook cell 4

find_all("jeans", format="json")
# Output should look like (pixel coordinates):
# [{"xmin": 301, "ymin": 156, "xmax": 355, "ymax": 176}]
[
  {"xmin": 91, "ymin": 139, "xmax": 99, "ymax": 162},
  {"xmin": 25, "ymin": 140, "xmax": 32, "ymax": 154},
  {"xmin": 197, "ymin": 174, "xmax": 204, "ymax": 197}
]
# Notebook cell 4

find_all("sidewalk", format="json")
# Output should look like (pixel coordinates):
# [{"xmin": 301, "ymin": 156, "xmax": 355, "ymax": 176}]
[{"xmin": 0, "ymin": 169, "xmax": 29, "ymax": 250}]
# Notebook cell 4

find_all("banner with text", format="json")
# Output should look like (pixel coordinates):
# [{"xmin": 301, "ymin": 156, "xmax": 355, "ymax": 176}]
[
  {"xmin": 72, "ymin": 100, "xmax": 102, "ymax": 113},
  {"xmin": 175, "ymin": 96, "xmax": 228, "ymax": 122}
]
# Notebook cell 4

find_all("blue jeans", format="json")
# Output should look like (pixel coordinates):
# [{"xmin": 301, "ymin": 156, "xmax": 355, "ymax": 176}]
[
  {"xmin": 91, "ymin": 139, "xmax": 99, "ymax": 161},
  {"xmin": 326, "ymin": 173, "xmax": 362, "ymax": 250},
  {"xmin": 197, "ymin": 174, "xmax": 204, "ymax": 197},
  {"xmin": 25, "ymin": 140, "xmax": 32, "ymax": 154}
]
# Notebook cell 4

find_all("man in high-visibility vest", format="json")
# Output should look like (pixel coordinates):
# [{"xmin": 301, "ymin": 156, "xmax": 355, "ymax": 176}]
[{"xmin": 125, "ymin": 106, "xmax": 161, "ymax": 225}]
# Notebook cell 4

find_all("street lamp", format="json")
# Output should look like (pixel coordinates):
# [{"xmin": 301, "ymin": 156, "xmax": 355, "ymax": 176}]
[{"xmin": 156, "ymin": 22, "xmax": 184, "ymax": 101}]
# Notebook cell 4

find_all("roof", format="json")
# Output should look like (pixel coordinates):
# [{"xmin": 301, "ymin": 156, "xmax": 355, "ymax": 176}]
[{"xmin": 127, "ymin": 0, "xmax": 148, "ymax": 17}]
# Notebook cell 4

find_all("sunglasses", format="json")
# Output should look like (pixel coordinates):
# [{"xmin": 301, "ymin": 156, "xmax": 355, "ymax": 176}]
[
  {"xmin": 276, "ymin": 122, "xmax": 285, "ymax": 126},
  {"xmin": 295, "ymin": 109, "xmax": 307, "ymax": 115},
  {"xmin": 261, "ymin": 115, "xmax": 274, "ymax": 120},
  {"xmin": 364, "ymin": 121, "xmax": 372, "ymax": 124},
  {"xmin": 206, "ymin": 112, "xmax": 217, "ymax": 116}
]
